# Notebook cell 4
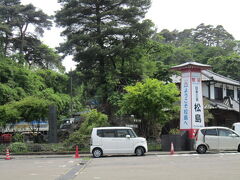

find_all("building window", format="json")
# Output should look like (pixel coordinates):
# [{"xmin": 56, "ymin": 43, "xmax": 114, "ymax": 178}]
[
  {"xmin": 214, "ymin": 87, "xmax": 223, "ymax": 100},
  {"xmin": 226, "ymin": 89, "xmax": 234, "ymax": 99}
]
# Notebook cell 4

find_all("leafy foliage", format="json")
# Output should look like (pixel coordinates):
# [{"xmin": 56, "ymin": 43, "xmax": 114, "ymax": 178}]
[
  {"xmin": 56, "ymin": 0, "xmax": 155, "ymax": 113},
  {"xmin": 119, "ymin": 78, "xmax": 180, "ymax": 138},
  {"xmin": 0, "ymin": 56, "xmax": 71, "ymax": 125},
  {"xmin": 64, "ymin": 109, "xmax": 109, "ymax": 147},
  {"xmin": 208, "ymin": 53, "xmax": 240, "ymax": 80},
  {"xmin": 9, "ymin": 142, "xmax": 28, "ymax": 153},
  {"xmin": 12, "ymin": 133, "xmax": 24, "ymax": 143}
]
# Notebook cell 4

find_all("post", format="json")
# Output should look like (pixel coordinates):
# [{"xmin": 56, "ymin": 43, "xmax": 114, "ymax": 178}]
[
  {"xmin": 48, "ymin": 105, "xmax": 58, "ymax": 143},
  {"xmin": 70, "ymin": 68, "xmax": 73, "ymax": 116},
  {"xmin": 171, "ymin": 62, "xmax": 211, "ymax": 150}
]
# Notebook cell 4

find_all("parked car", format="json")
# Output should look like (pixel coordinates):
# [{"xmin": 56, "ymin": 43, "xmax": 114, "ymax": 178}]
[
  {"xmin": 195, "ymin": 126, "xmax": 240, "ymax": 154},
  {"xmin": 232, "ymin": 122, "xmax": 240, "ymax": 135},
  {"xmin": 90, "ymin": 127, "xmax": 148, "ymax": 158}
]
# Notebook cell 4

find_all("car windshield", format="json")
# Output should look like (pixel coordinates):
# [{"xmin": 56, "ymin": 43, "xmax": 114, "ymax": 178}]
[{"xmin": 129, "ymin": 129, "xmax": 137, "ymax": 138}]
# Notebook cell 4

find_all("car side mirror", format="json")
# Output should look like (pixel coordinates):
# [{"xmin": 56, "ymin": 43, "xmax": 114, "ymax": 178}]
[
  {"xmin": 229, "ymin": 134, "xmax": 238, "ymax": 137},
  {"xmin": 126, "ymin": 135, "xmax": 130, "ymax": 138}
]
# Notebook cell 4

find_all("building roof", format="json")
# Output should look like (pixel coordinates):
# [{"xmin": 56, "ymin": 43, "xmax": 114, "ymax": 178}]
[
  {"xmin": 171, "ymin": 62, "xmax": 211, "ymax": 71},
  {"xmin": 171, "ymin": 70, "xmax": 240, "ymax": 86},
  {"xmin": 204, "ymin": 97, "xmax": 239, "ymax": 112},
  {"xmin": 202, "ymin": 70, "xmax": 240, "ymax": 86}
]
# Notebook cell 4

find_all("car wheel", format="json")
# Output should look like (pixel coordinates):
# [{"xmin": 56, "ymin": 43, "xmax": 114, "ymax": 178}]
[
  {"xmin": 238, "ymin": 145, "xmax": 240, "ymax": 152},
  {"xmin": 92, "ymin": 148, "xmax": 102, "ymax": 158},
  {"xmin": 135, "ymin": 147, "xmax": 144, "ymax": 156},
  {"xmin": 197, "ymin": 145, "xmax": 207, "ymax": 154}
]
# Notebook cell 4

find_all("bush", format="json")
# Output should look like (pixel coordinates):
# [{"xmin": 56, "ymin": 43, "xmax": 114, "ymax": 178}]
[
  {"xmin": 64, "ymin": 133, "xmax": 90, "ymax": 150},
  {"xmin": 64, "ymin": 109, "xmax": 108, "ymax": 149},
  {"xmin": 12, "ymin": 133, "xmax": 24, "ymax": 142},
  {"xmin": 169, "ymin": 128, "xmax": 181, "ymax": 135},
  {"xmin": 0, "ymin": 144, "xmax": 8, "ymax": 153},
  {"xmin": 46, "ymin": 143, "xmax": 66, "ymax": 152},
  {"xmin": 27, "ymin": 143, "xmax": 46, "ymax": 152},
  {"xmin": 80, "ymin": 109, "xmax": 109, "ymax": 135},
  {"xmin": 9, "ymin": 142, "xmax": 28, "ymax": 153}
]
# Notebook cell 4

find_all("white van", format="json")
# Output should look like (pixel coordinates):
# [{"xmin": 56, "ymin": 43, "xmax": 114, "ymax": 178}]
[{"xmin": 90, "ymin": 127, "xmax": 148, "ymax": 158}]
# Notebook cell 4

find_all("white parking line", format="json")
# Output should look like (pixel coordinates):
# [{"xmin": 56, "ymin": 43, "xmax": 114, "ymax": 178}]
[{"xmin": 156, "ymin": 152, "xmax": 240, "ymax": 157}]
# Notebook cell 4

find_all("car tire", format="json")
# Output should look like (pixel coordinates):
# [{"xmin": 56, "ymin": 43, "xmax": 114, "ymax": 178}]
[
  {"xmin": 197, "ymin": 145, "xmax": 207, "ymax": 154},
  {"xmin": 238, "ymin": 145, "xmax": 240, "ymax": 152},
  {"xmin": 135, "ymin": 147, "xmax": 144, "ymax": 156},
  {"xmin": 92, "ymin": 148, "xmax": 102, "ymax": 158}
]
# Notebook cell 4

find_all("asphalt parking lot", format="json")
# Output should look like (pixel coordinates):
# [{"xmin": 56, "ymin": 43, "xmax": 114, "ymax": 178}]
[
  {"xmin": 75, "ymin": 152, "xmax": 240, "ymax": 180},
  {"xmin": 1, "ymin": 152, "xmax": 240, "ymax": 180}
]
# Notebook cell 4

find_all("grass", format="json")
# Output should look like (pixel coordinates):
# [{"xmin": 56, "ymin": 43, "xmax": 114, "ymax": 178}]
[{"xmin": 148, "ymin": 142, "xmax": 162, "ymax": 151}]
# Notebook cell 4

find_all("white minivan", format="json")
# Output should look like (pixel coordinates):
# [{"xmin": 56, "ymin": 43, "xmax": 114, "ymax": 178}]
[
  {"xmin": 90, "ymin": 127, "xmax": 148, "ymax": 158},
  {"xmin": 195, "ymin": 126, "xmax": 240, "ymax": 154}
]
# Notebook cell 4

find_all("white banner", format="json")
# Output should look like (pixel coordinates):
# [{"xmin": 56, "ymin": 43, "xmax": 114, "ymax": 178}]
[
  {"xmin": 191, "ymin": 72, "xmax": 205, "ymax": 128},
  {"xmin": 180, "ymin": 72, "xmax": 191, "ymax": 129}
]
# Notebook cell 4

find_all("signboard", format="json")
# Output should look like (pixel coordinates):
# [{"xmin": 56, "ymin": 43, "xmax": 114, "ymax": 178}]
[
  {"xmin": 180, "ymin": 72, "xmax": 204, "ymax": 130},
  {"xmin": 180, "ymin": 72, "xmax": 191, "ymax": 129},
  {"xmin": 191, "ymin": 72, "xmax": 205, "ymax": 128}
]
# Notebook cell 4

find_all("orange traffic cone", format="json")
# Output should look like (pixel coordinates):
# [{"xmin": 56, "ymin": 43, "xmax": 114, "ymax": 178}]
[
  {"xmin": 5, "ymin": 149, "xmax": 11, "ymax": 160},
  {"xmin": 75, "ymin": 145, "xmax": 80, "ymax": 158},
  {"xmin": 170, "ymin": 142, "xmax": 175, "ymax": 155}
]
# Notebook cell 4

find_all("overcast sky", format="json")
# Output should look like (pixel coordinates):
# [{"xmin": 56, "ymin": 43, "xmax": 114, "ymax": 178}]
[{"xmin": 21, "ymin": 0, "xmax": 240, "ymax": 71}]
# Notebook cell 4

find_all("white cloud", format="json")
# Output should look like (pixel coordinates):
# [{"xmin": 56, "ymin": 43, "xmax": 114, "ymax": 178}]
[
  {"xmin": 146, "ymin": 0, "xmax": 240, "ymax": 39},
  {"xmin": 20, "ymin": 0, "xmax": 240, "ymax": 71}
]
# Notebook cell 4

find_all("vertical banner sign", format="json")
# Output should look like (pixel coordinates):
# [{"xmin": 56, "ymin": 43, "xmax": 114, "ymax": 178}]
[
  {"xmin": 180, "ymin": 72, "xmax": 191, "ymax": 129},
  {"xmin": 191, "ymin": 72, "xmax": 205, "ymax": 128}
]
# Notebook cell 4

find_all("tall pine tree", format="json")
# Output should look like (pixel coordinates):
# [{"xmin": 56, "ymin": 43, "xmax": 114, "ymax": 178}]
[{"xmin": 56, "ymin": 0, "xmax": 154, "ymax": 114}]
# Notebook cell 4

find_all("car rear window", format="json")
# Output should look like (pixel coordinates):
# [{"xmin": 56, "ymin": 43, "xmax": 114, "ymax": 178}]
[
  {"xmin": 97, "ymin": 130, "xmax": 103, "ymax": 137},
  {"xmin": 97, "ymin": 129, "xmax": 116, "ymax": 137},
  {"xmin": 204, "ymin": 129, "xmax": 217, "ymax": 136}
]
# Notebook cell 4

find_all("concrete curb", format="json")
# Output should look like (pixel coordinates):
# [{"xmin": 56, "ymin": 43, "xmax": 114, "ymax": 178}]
[{"xmin": 0, "ymin": 151, "xmax": 197, "ymax": 160}]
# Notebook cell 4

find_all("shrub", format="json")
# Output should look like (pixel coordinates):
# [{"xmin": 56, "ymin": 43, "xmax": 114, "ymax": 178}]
[
  {"xmin": 64, "ymin": 133, "xmax": 90, "ymax": 150},
  {"xmin": 169, "ymin": 128, "xmax": 181, "ymax": 135},
  {"xmin": 12, "ymin": 133, "xmax": 24, "ymax": 142},
  {"xmin": 27, "ymin": 143, "xmax": 46, "ymax": 152},
  {"xmin": 9, "ymin": 142, "xmax": 28, "ymax": 153},
  {"xmin": 64, "ymin": 109, "xmax": 108, "ymax": 149},
  {"xmin": 47, "ymin": 143, "xmax": 66, "ymax": 152},
  {"xmin": 0, "ymin": 144, "xmax": 8, "ymax": 153},
  {"xmin": 80, "ymin": 109, "xmax": 109, "ymax": 135}
]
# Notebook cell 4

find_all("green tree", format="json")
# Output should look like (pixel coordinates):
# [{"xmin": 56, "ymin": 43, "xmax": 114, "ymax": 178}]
[
  {"xmin": 14, "ymin": 37, "xmax": 64, "ymax": 71},
  {"xmin": 56, "ymin": 0, "xmax": 154, "ymax": 114},
  {"xmin": 0, "ymin": 1, "xmax": 52, "ymax": 54},
  {"xmin": 14, "ymin": 96, "xmax": 50, "ymax": 123},
  {"xmin": 0, "ymin": 0, "xmax": 21, "ymax": 55},
  {"xmin": 0, "ymin": 56, "xmax": 44, "ymax": 105},
  {"xmin": 193, "ymin": 23, "xmax": 234, "ymax": 47},
  {"xmin": 64, "ymin": 109, "xmax": 109, "ymax": 147},
  {"xmin": 36, "ymin": 69, "xmax": 69, "ymax": 93},
  {"xmin": 0, "ymin": 0, "xmax": 62, "ymax": 70},
  {"xmin": 0, "ymin": 96, "xmax": 50, "ymax": 125},
  {"xmin": 36, "ymin": 88, "xmax": 71, "ymax": 117},
  {"xmin": 208, "ymin": 53, "xmax": 240, "ymax": 80},
  {"xmin": 119, "ymin": 78, "xmax": 179, "ymax": 138},
  {"xmin": 157, "ymin": 24, "xmax": 238, "ymax": 65},
  {"xmin": 0, "ymin": 56, "xmax": 72, "ymax": 125}
]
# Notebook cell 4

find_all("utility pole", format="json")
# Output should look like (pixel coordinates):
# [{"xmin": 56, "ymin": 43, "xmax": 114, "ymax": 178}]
[{"xmin": 70, "ymin": 68, "xmax": 73, "ymax": 117}]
